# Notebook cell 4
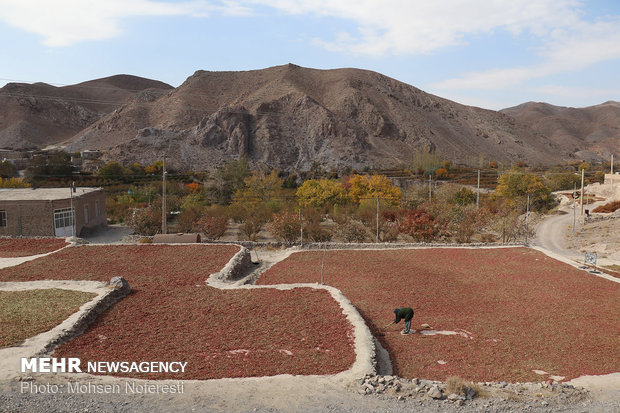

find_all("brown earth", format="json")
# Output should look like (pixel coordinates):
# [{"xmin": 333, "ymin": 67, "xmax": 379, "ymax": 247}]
[
  {"xmin": 500, "ymin": 101, "xmax": 620, "ymax": 161},
  {"xmin": 1, "ymin": 64, "xmax": 617, "ymax": 171},
  {"xmin": 0, "ymin": 75, "xmax": 172, "ymax": 149},
  {"xmin": 65, "ymin": 64, "xmax": 566, "ymax": 170}
]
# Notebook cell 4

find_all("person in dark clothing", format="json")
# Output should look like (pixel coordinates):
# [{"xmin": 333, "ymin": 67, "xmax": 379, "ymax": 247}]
[{"xmin": 393, "ymin": 307, "xmax": 414, "ymax": 334}]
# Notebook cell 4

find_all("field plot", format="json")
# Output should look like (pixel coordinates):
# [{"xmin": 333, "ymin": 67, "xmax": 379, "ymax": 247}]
[
  {"xmin": 0, "ymin": 289, "xmax": 96, "ymax": 347},
  {"xmin": 0, "ymin": 244, "xmax": 354, "ymax": 379},
  {"xmin": 258, "ymin": 247, "xmax": 620, "ymax": 383},
  {"xmin": 0, "ymin": 238, "xmax": 67, "ymax": 257}
]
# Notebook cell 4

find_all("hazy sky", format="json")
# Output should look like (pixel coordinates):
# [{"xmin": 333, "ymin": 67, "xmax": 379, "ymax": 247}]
[{"xmin": 0, "ymin": 0, "xmax": 619, "ymax": 110}]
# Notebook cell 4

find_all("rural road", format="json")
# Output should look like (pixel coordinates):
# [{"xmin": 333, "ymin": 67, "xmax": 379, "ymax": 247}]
[{"xmin": 533, "ymin": 210, "xmax": 582, "ymax": 262}]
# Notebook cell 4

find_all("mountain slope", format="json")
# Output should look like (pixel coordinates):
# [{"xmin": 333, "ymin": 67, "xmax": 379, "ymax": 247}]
[
  {"xmin": 64, "ymin": 64, "xmax": 567, "ymax": 170},
  {"xmin": 500, "ymin": 101, "xmax": 620, "ymax": 160},
  {"xmin": 0, "ymin": 75, "xmax": 173, "ymax": 149}
]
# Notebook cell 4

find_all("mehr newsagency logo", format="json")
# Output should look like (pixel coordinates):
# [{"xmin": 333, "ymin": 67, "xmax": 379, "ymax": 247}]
[{"xmin": 20, "ymin": 357, "xmax": 186, "ymax": 395}]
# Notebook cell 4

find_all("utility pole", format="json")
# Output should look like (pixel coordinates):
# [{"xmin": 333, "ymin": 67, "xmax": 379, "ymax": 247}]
[
  {"xmin": 428, "ymin": 174, "xmax": 432, "ymax": 201},
  {"xmin": 162, "ymin": 157, "xmax": 167, "ymax": 235},
  {"xmin": 580, "ymin": 168, "xmax": 585, "ymax": 216},
  {"xmin": 476, "ymin": 169, "xmax": 480, "ymax": 210},
  {"xmin": 525, "ymin": 194, "xmax": 530, "ymax": 244},
  {"xmin": 299, "ymin": 209, "xmax": 303, "ymax": 246},
  {"xmin": 320, "ymin": 243, "xmax": 327, "ymax": 285},
  {"xmin": 376, "ymin": 196, "xmax": 380, "ymax": 243},
  {"xmin": 572, "ymin": 182, "xmax": 576, "ymax": 236},
  {"xmin": 70, "ymin": 181, "xmax": 76, "ymax": 237}
]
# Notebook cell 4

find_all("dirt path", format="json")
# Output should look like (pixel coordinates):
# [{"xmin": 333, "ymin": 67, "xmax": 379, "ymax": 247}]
[{"xmin": 534, "ymin": 195, "xmax": 620, "ymax": 271}]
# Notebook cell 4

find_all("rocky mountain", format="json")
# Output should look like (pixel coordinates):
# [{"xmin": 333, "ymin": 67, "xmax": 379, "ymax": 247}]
[
  {"xmin": 0, "ymin": 75, "xmax": 173, "ymax": 149},
  {"xmin": 1, "ymin": 65, "xmax": 616, "ymax": 171},
  {"xmin": 500, "ymin": 101, "xmax": 620, "ymax": 161}
]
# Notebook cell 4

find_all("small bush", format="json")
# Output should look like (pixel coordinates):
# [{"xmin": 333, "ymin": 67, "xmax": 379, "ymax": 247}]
[
  {"xmin": 592, "ymin": 201, "xmax": 620, "ymax": 213},
  {"xmin": 193, "ymin": 216, "xmax": 228, "ymax": 240},
  {"xmin": 267, "ymin": 211, "xmax": 300, "ymax": 243},
  {"xmin": 336, "ymin": 220, "xmax": 370, "ymax": 242},
  {"xmin": 126, "ymin": 206, "xmax": 161, "ymax": 236},
  {"xmin": 446, "ymin": 376, "xmax": 468, "ymax": 395},
  {"xmin": 305, "ymin": 221, "xmax": 333, "ymax": 242}
]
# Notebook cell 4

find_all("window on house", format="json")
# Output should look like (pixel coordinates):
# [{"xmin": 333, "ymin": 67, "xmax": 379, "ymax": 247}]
[
  {"xmin": 0, "ymin": 211, "xmax": 6, "ymax": 227},
  {"xmin": 84, "ymin": 205, "xmax": 89, "ymax": 224},
  {"xmin": 95, "ymin": 200, "xmax": 99, "ymax": 217}
]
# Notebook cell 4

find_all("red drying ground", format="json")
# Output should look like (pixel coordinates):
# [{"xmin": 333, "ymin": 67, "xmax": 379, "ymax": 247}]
[
  {"xmin": 0, "ymin": 238, "xmax": 67, "ymax": 257},
  {"xmin": 258, "ymin": 248, "xmax": 620, "ymax": 383},
  {"xmin": 0, "ymin": 244, "xmax": 354, "ymax": 380}
]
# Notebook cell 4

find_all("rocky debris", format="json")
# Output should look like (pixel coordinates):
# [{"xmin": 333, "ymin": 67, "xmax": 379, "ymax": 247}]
[{"xmin": 356, "ymin": 374, "xmax": 590, "ymax": 407}]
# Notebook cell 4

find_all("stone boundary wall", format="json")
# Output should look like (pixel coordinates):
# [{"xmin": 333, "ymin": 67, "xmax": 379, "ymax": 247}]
[
  {"xmin": 38, "ymin": 278, "xmax": 131, "ymax": 356},
  {"xmin": 205, "ymin": 240, "xmax": 524, "ymax": 250}
]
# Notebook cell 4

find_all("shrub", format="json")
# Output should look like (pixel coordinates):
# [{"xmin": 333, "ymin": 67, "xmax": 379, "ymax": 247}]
[
  {"xmin": 126, "ymin": 206, "xmax": 161, "ymax": 236},
  {"xmin": 236, "ymin": 203, "xmax": 271, "ymax": 241},
  {"xmin": 302, "ymin": 207, "xmax": 333, "ymax": 242},
  {"xmin": 192, "ymin": 216, "xmax": 228, "ymax": 240},
  {"xmin": 177, "ymin": 206, "xmax": 204, "ymax": 233},
  {"xmin": 336, "ymin": 220, "xmax": 370, "ymax": 243},
  {"xmin": 267, "ymin": 211, "xmax": 300, "ymax": 243},
  {"xmin": 398, "ymin": 208, "xmax": 439, "ymax": 242},
  {"xmin": 592, "ymin": 201, "xmax": 620, "ymax": 213},
  {"xmin": 304, "ymin": 221, "xmax": 333, "ymax": 242}
]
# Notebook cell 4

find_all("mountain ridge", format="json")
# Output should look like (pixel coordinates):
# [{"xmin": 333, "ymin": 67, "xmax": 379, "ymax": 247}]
[{"xmin": 0, "ymin": 65, "xmax": 616, "ymax": 170}]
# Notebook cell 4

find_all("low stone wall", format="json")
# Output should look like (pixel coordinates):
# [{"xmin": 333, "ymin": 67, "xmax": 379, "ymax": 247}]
[
  {"xmin": 206, "ymin": 240, "xmax": 523, "ymax": 250},
  {"xmin": 38, "ymin": 277, "xmax": 131, "ymax": 355}
]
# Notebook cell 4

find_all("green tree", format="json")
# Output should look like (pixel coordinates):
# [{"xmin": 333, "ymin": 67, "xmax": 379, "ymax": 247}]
[
  {"xmin": 0, "ymin": 161, "xmax": 16, "ymax": 178},
  {"xmin": 210, "ymin": 156, "xmax": 250, "ymax": 204},
  {"xmin": 46, "ymin": 152, "xmax": 73, "ymax": 177},
  {"xmin": 98, "ymin": 162, "xmax": 127, "ymax": 181},
  {"xmin": 25, "ymin": 152, "xmax": 73, "ymax": 182}
]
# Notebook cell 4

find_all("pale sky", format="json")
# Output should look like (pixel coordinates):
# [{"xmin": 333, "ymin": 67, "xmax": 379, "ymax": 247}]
[{"xmin": 0, "ymin": 0, "xmax": 619, "ymax": 110}]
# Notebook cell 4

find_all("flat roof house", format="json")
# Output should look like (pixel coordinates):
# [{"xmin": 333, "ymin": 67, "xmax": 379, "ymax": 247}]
[{"xmin": 0, "ymin": 187, "xmax": 106, "ymax": 237}]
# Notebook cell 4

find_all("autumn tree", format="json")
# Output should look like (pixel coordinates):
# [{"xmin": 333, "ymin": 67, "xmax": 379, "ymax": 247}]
[
  {"xmin": 296, "ymin": 178, "xmax": 349, "ymax": 210},
  {"xmin": 192, "ymin": 215, "xmax": 228, "ymax": 240},
  {"xmin": 126, "ymin": 205, "xmax": 161, "ymax": 236},
  {"xmin": 398, "ymin": 208, "xmax": 440, "ymax": 242},
  {"xmin": 267, "ymin": 211, "xmax": 300, "ymax": 243},
  {"xmin": 0, "ymin": 177, "xmax": 30, "ymax": 188},
  {"xmin": 495, "ymin": 170, "xmax": 553, "ymax": 211},
  {"xmin": 345, "ymin": 174, "xmax": 402, "ymax": 206},
  {"xmin": 144, "ymin": 161, "xmax": 164, "ymax": 175}
]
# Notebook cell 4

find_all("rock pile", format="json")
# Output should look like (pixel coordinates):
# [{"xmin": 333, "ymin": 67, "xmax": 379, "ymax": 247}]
[
  {"xmin": 358, "ymin": 374, "xmax": 472, "ymax": 404},
  {"xmin": 357, "ymin": 374, "xmax": 589, "ymax": 406}
]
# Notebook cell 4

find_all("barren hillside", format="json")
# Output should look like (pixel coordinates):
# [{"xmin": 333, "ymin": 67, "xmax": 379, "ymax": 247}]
[
  {"xmin": 64, "ymin": 64, "xmax": 567, "ymax": 171},
  {"xmin": 2, "ymin": 65, "xmax": 617, "ymax": 171},
  {"xmin": 501, "ymin": 101, "xmax": 620, "ymax": 160},
  {"xmin": 0, "ymin": 75, "xmax": 172, "ymax": 149}
]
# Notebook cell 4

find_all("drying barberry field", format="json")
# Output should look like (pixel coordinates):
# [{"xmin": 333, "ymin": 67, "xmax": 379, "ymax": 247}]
[
  {"xmin": 257, "ymin": 247, "xmax": 620, "ymax": 383},
  {"xmin": 0, "ymin": 244, "xmax": 354, "ymax": 379},
  {"xmin": 0, "ymin": 237, "xmax": 67, "ymax": 257}
]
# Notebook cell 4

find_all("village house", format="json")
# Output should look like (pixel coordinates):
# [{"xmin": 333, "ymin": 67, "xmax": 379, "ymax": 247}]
[{"xmin": 0, "ymin": 187, "xmax": 106, "ymax": 237}]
